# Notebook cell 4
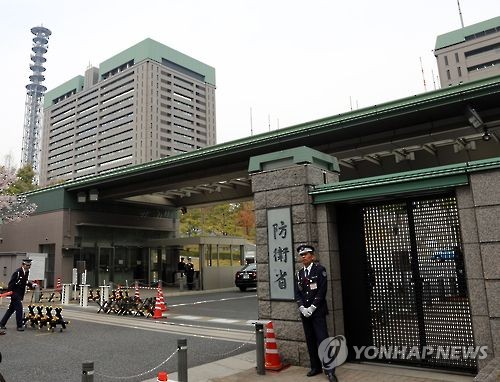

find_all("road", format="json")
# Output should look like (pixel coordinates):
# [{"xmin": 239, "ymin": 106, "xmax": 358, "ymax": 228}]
[{"xmin": 0, "ymin": 289, "xmax": 258, "ymax": 381}]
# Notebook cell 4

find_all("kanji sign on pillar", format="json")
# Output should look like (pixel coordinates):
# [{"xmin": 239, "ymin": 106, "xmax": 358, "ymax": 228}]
[{"xmin": 267, "ymin": 207, "xmax": 294, "ymax": 300}]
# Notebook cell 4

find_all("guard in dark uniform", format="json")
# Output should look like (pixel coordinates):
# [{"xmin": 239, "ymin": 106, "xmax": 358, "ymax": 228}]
[
  {"xmin": 185, "ymin": 257, "xmax": 195, "ymax": 290},
  {"xmin": 295, "ymin": 245, "xmax": 337, "ymax": 381},
  {"xmin": 0, "ymin": 258, "xmax": 36, "ymax": 332}
]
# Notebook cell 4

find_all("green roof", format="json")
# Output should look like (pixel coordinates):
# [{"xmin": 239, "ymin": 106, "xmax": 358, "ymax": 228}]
[
  {"xmin": 44, "ymin": 76, "xmax": 84, "ymax": 108},
  {"xmin": 310, "ymin": 157, "xmax": 500, "ymax": 203},
  {"xmin": 435, "ymin": 16, "xmax": 500, "ymax": 50},
  {"xmin": 99, "ymin": 38, "xmax": 215, "ymax": 85}
]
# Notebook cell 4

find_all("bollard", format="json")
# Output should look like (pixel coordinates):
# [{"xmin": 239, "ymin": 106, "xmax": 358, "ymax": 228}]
[
  {"xmin": 177, "ymin": 338, "xmax": 188, "ymax": 382},
  {"xmin": 255, "ymin": 322, "xmax": 265, "ymax": 375},
  {"xmin": 62, "ymin": 284, "xmax": 72, "ymax": 305},
  {"xmin": 82, "ymin": 361, "xmax": 94, "ymax": 382},
  {"xmin": 33, "ymin": 284, "xmax": 41, "ymax": 302},
  {"xmin": 79, "ymin": 285, "xmax": 90, "ymax": 307},
  {"xmin": 99, "ymin": 285, "xmax": 110, "ymax": 308}
]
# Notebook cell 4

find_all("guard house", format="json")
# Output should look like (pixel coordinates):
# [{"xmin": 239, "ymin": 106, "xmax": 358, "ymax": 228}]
[
  {"xmin": 0, "ymin": 252, "xmax": 48, "ymax": 288},
  {"xmin": 148, "ymin": 236, "xmax": 252, "ymax": 290}
]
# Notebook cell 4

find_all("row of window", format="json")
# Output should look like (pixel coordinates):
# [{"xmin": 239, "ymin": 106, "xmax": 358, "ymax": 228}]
[
  {"xmin": 443, "ymin": 52, "xmax": 460, "ymax": 66},
  {"xmin": 445, "ymin": 59, "xmax": 499, "ymax": 80},
  {"xmin": 464, "ymin": 26, "xmax": 500, "ymax": 42},
  {"xmin": 446, "ymin": 66, "xmax": 462, "ymax": 80}
]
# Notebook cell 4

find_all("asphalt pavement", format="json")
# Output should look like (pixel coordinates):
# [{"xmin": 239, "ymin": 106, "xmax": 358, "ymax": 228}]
[
  {"xmin": 0, "ymin": 287, "xmax": 480, "ymax": 382},
  {"xmin": 0, "ymin": 287, "xmax": 257, "ymax": 382}
]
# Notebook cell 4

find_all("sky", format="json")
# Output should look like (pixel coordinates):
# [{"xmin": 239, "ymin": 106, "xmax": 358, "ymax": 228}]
[{"xmin": 2, "ymin": 0, "xmax": 499, "ymax": 167}]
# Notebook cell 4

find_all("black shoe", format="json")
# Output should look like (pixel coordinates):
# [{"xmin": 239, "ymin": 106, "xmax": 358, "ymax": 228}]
[
  {"xmin": 16, "ymin": 327, "xmax": 25, "ymax": 332},
  {"xmin": 327, "ymin": 372, "xmax": 338, "ymax": 382},
  {"xmin": 0, "ymin": 325, "xmax": 6, "ymax": 330},
  {"xmin": 307, "ymin": 369, "xmax": 322, "ymax": 377}
]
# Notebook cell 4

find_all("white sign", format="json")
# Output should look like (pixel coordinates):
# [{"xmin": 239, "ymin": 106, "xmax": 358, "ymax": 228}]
[
  {"xmin": 267, "ymin": 207, "xmax": 294, "ymax": 300},
  {"xmin": 26, "ymin": 253, "xmax": 47, "ymax": 281}
]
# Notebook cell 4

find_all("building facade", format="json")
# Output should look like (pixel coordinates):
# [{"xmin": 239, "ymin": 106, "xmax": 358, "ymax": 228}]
[
  {"xmin": 39, "ymin": 38, "xmax": 216, "ymax": 186},
  {"xmin": 435, "ymin": 16, "xmax": 500, "ymax": 87}
]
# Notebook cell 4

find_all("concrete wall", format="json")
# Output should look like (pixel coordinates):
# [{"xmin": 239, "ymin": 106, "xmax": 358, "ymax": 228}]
[
  {"xmin": 456, "ymin": 169, "xmax": 500, "ymax": 367},
  {"xmin": 251, "ymin": 162, "xmax": 339, "ymax": 367}
]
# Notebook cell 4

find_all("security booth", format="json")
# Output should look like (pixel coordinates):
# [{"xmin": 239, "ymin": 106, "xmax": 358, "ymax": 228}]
[
  {"xmin": 147, "ymin": 236, "xmax": 253, "ymax": 290},
  {"xmin": 0, "ymin": 252, "xmax": 48, "ymax": 288}
]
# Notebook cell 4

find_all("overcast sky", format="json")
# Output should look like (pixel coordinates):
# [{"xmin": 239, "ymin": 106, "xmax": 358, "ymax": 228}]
[{"xmin": 2, "ymin": 0, "xmax": 499, "ymax": 167}]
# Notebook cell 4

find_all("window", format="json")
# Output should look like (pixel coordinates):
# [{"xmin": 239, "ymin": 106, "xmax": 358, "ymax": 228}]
[
  {"xmin": 455, "ymin": 52, "xmax": 460, "ymax": 63},
  {"xmin": 446, "ymin": 69, "xmax": 451, "ymax": 80},
  {"xmin": 444, "ymin": 56, "xmax": 449, "ymax": 66},
  {"xmin": 457, "ymin": 67, "xmax": 462, "ymax": 77}
]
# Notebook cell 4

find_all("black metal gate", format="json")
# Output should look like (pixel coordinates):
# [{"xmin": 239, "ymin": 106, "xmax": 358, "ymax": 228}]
[{"xmin": 339, "ymin": 194, "xmax": 477, "ymax": 373}]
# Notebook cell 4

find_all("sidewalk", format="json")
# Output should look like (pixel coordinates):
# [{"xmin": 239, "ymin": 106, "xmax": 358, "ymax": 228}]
[
  {"xmin": 143, "ymin": 350, "xmax": 475, "ymax": 382},
  {"xmin": 19, "ymin": 288, "xmax": 479, "ymax": 382}
]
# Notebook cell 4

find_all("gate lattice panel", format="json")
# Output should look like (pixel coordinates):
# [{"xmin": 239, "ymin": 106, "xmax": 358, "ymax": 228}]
[{"xmin": 362, "ymin": 196, "xmax": 476, "ymax": 372}]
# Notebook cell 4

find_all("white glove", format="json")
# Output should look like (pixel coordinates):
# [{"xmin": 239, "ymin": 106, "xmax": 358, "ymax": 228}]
[
  {"xmin": 299, "ymin": 305, "xmax": 311, "ymax": 317},
  {"xmin": 306, "ymin": 305, "xmax": 317, "ymax": 316}
]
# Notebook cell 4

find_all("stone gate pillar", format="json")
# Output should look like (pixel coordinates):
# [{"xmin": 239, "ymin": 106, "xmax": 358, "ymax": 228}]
[{"xmin": 249, "ymin": 146, "xmax": 340, "ymax": 367}]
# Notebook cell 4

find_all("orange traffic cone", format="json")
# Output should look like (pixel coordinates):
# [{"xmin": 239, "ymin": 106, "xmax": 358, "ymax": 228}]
[
  {"xmin": 152, "ymin": 286, "xmax": 165, "ymax": 319},
  {"xmin": 156, "ymin": 371, "xmax": 168, "ymax": 381},
  {"xmin": 56, "ymin": 277, "xmax": 62, "ymax": 292},
  {"xmin": 152, "ymin": 297, "xmax": 164, "ymax": 319},
  {"xmin": 157, "ymin": 282, "xmax": 167, "ymax": 311},
  {"xmin": 265, "ymin": 321, "xmax": 285, "ymax": 371}
]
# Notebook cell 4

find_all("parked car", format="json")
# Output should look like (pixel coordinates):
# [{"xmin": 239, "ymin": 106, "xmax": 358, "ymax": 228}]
[{"xmin": 235, "ymin": 263, "xmax": 257, "ymax": 291}]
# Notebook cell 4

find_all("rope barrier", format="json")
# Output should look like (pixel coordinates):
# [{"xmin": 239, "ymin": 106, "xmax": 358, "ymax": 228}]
[
  {"xmin": 94, "ymin": 348, "xmax": 177, "ymax": 380},
  {"xmin": 84, "ymin": 329, "xmax": 255, "ymax": 380},
  {"xmin": 191, "ymin": 331, "xmax": 256, "ymax": 359}
]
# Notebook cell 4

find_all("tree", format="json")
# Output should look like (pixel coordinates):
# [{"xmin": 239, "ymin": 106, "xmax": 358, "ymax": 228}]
[
  {"xmin": 179, "ymin": 201, "xmax": 255, "ymax": 240},
  {"xmin": 235, "ymin": 202, "xmax": 255, "ymax": 240},
  {"xmin": 0, "ymin": 166, "xmax": 37, "ymax": 223},
  {"xmin": 6, "ymin": 164, "xmax": 37, "ymax": 194}
]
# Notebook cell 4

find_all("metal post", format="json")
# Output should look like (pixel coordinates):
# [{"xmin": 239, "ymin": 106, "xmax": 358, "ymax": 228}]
[
  {"xmin": 177, "ymin": 338, "xmax": 188, "ymax": 382},
  {"xmin": 62, "ymin": 284, "xmax": 71, "ymax": 305},
  {"xmin": 255, "ymin": 322, "xmax": 265, "ymax": 375},
  {"xmin": 79, "ymin": 285, "xmax": 89, "ymax": 307},
  {"xmin": 82, "ymin": 361, "xmax": 94, "ymax": 382},
  {"xmin": 99, "ymin": 285, "xmax": 110, "ymax": 308},
  {"xmin": 33, "ymin": 284, "xmax": 41, "ymax": 302}
]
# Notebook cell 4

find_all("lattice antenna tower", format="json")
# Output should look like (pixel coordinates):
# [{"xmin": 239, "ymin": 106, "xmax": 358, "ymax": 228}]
[{"xmin": 21, "ymin": 26, "xmax": 51, "ymax": 174}]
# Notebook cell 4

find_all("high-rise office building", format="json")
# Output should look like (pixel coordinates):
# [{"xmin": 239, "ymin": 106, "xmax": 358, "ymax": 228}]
[
  {"xmin": 39, "ymin": 38, "xmax": 216, "ymax": 186},
  {"xmin": 434, "ymin": 16, "xmax": 500, "ymax": 87}
]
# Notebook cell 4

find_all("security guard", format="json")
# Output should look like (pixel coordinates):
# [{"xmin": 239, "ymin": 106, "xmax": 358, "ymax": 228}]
[
  {"xmin": 185, "ymin": 257, "xmax": 195, "ymax": 290},
  {"xmin": 295, "ymin": 245, "xmax": 337, "ymax": 381},
  {"xmin": 0, "ymin": 258, "xmax": 36, "ymax": 332}
]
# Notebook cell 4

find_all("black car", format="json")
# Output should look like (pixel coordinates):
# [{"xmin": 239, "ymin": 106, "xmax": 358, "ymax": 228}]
[{"xmin": 235, "ymin": 263, "xmax": 257, "ymax": 291}]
